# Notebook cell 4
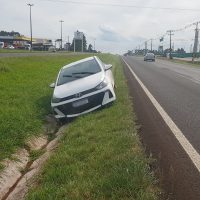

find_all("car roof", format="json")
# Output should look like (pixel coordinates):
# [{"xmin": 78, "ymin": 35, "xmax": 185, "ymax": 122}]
[{"xmin": 62, "ymin": 56, "xmax": 97, "ymax": 70}]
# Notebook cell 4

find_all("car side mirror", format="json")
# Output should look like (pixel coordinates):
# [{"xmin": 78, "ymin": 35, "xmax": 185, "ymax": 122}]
[
  {"xmin": 104, "ymin": 64, "xmax": 112, "ymax": 71},
  {"xmin": 49, "ymin": 82, "xmax": 55, "ymax": 88}
]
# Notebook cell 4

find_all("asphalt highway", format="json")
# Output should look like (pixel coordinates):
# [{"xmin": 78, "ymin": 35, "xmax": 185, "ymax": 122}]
[{"xmin": 123, "ymin": 56, "xmax": 200, "ymax": 200}]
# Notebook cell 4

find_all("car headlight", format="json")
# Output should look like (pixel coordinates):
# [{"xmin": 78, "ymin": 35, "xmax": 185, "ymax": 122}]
[
  {"xmin": 52, "ymin": 96, "xmax": 61, "ymax": 103},
  {"xmin": 95, "ymin": 79, "xmax": 108, "ymax": 90}
]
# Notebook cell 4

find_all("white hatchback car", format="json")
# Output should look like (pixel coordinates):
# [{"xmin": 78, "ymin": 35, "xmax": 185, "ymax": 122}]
[{"xmin": 50, "ymin": 56, "xmax": 116, "ymax": 119}]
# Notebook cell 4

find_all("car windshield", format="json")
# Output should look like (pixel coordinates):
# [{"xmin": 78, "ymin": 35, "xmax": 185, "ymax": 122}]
[{"xmin": 57, "ymin": 58, "xmax": 101, "ymax": 86}]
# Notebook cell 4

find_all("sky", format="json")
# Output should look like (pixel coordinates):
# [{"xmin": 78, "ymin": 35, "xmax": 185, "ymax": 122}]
[{"xmin": 1, "ymin": 0, "xmax": 200, "ymax": 54}]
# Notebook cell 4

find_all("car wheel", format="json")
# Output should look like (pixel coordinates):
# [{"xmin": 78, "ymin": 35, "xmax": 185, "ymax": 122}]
[{"xmin": 56, "ymin": 117, "xmax": 67, "ymax": 125}]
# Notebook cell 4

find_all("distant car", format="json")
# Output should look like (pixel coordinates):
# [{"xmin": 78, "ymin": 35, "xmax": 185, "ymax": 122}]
[
  {"xmin": 25, "ymin": 44, "xmax": 31, "ymax": 50},
  {"xmin": 0, "ymin": 42, "xmax": 4, "ymax": 49},
  {"xmin": 48, "ymin": 46, "xmax": 56, "ymax": 52},
  {"xmin": 50, "ymin": 56, "xmax": 116, "ymax": 119},
  {"xmin": 8, "ymin": 45, "xmax": 15, "ymax": 49},
  {"xmin": 144, "ymin": 53, "xmax": 155, "ymax": 61}
]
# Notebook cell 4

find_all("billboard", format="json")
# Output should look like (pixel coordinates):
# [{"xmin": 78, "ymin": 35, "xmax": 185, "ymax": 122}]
[{"xmin": 74, "ymin": 31, "xmax": 83, "ymax": 40}]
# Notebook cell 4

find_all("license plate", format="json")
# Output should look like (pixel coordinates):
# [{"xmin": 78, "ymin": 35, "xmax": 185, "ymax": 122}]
[{"xmin": 72, "ymin": 98, "xmax": 89, "ymax": 107}]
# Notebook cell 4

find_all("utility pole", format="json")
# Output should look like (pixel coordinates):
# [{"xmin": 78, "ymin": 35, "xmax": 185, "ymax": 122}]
[
  {"xmin": 67, "ymin": 36, "xmax": 69, "ymax": 51},
  {"xmin": 192, "ymin": 22, "xmax": 199, "ymax": 62},
  {"xmin": 94, "ymin": 38, "xmax": 96, "ymax": 51},
  {"xmin": 74, "ymin": 39, "xmax": 76, "ymax": 52},
  {"xmin": 27, "ymin": 3, "xmax": 34, "ymax": 51},
  {"xmin": 82, "ymin": 37, "xmax": 83, "ymax": 52},
  {"xmin": 167, "ymin": 30, "xmax": 174, "ymax": 59},
  {"xmin": 190, "ymin": 44, "xmax": 193, "ymax": 53},
  {"xmin": 151, "ymin": 39, "xmax": 153, "ymax": 52},
  {"xmin": 145, "ymin": 41, "xmax": 147, "ymax": 55},
  {"xmin": 59, "ymin": 20, "xmax": 64, "ymax": 49}
]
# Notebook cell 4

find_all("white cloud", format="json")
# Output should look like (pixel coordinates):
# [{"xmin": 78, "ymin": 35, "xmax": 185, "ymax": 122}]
[{"xmin": 1, "ymin": 0, "xmax": 200, "ymax": 53}]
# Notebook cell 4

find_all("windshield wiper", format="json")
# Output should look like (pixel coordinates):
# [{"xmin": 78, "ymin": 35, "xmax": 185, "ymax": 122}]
[
  {"xmin": 72, "ymin": 72, "xmax": 95, "ymax": 75},
  {"xmin": 63, "ymin": 75, "xmax": 73, "ymax": 77},
  {"xmin": 63, "ymin": 74, "xmax": 82, "ymax": 78}
]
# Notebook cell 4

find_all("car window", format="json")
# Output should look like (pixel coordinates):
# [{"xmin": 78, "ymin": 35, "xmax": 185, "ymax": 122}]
[{"xmin": 57, "ymin": 59, "xmax": 102, "ymax": 86}]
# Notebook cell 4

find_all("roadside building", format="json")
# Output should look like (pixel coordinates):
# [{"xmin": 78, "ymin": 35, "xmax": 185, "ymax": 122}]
[{"xmin": 0, "ymin": 35, "xmax": 53, "ymax": 50}]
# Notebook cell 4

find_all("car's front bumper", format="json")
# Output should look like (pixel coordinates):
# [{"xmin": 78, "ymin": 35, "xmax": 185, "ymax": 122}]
[{"xmin": 51, "ymin": 87, "xmax": 116, "ymax": 118}]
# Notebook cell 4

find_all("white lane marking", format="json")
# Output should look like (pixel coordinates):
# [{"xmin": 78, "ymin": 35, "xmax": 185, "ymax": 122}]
[{"xmin": 122, "ymin": 57, "xmax": 200, "ymax": 173}]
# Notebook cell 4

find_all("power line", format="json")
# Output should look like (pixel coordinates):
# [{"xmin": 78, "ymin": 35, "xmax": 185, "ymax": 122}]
[
  {"xmin": 171, "ymin": 21, "xmax": 200, "ymax": 32},
  {"xmin": 38, "ymin": 0, "xmax": 200, "ymax": 12},
  {"xmin": 135, "ymin": 21, "xmax": 200, "ymax": 51}
]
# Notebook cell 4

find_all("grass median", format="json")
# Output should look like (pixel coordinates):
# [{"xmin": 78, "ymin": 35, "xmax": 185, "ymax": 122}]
[
  {"xmin": 157, "ymin": 56, "xmax": 200, "ymax": 67},
  {"xmin": 0, "ymin": 54, "xmax": 90, "ymax": 161},
  {"xmin": 26, "ymin": 54, "xmax": 159, "ymax": 200},
  {"xmin": 0, "ymin": 49, "xmax": 43, "ymax": 53}
]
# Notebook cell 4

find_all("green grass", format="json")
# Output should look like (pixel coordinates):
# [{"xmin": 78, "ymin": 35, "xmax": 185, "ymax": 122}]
[
  {"xmin": 0, "ymin": 49, "xmax": 54, "ymax": 53},
  {"xmin": 0, "ymin": 54, "xmax": 90, "ymax": 161},
  {"xmin": 0, "ymin": 49, "xmax": 35, "ymax": 53},
  {"xmin": 0, "ymin": 49, "xmax": 78, "ymax": 53},
  {"xmin": 172, "ymin": 59, "xmax": 200, "ymax": 67},
  {"xmin": 26, "ymin": 55, "xmax": 159, "ymax": 200},
  {"xmin": 29, "ymin": 149, "xmax": 46, "ymax": 162},
  {"xmin": 157, "ymin": 56, "xmax": 200, "ymax": 67}
]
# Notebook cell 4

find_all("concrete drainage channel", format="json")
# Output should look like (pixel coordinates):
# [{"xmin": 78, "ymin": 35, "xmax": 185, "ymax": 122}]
[{"xmin": 0, "ymin": 115, "xmax": 67, "ymax": 200}]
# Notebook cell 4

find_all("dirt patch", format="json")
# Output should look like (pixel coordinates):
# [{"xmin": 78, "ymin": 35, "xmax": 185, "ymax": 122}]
[
  {"xmin": 0, "ymin": 150, "xmax": 29, "ymax": 199},
  {"xmin": 0, "ymin": 114, "xmax": 66, "ymax": 200},
  {"xmin": 3, "ymin": 124, "xmax": 67, "ymax": 200},
  {"xmin": 26, "ymin": 136, "xmax": 48, "ymax": 151}
]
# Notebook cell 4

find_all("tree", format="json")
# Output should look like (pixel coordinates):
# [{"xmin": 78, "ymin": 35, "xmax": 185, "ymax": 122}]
[
  {"xmin": 127, "ymin": 50, "xmax": 133, "ymax": 56},
  {"xmin": 88, "ymin": 44, "xmax": 93, "ymax": 52},
  {"xmin": 70, "ymin": 34, "xmax": 87, "ymax": 52},
  {"xmin": 175, "ymin": 48, "xmax": 185, "ymax": 54},
  {"xmin": 164, "ymin": 48, "xmax": 171, "ymax": 54}
]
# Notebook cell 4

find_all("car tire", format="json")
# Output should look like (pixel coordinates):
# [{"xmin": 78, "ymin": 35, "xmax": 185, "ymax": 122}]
[{"xmin": 56, "ymin": 117, "xmax": 67, "ymax": 125}]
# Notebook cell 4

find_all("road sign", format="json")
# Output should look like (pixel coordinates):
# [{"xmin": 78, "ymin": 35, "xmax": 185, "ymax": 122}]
[{"xmin": 74, "ymin": 31, "xmax": 83, "ymax": 40}]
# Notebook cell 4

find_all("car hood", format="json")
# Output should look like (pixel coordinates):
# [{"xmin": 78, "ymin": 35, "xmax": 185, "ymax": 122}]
[{"xmin": 53, "ymin": 72, "xmax": 104, "ymax": 98}]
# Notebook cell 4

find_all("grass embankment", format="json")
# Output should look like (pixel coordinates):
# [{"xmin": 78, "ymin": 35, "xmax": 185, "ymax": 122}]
[
  {"xmin": 26, "ymin": 55, "xmax": 159, "ymax": 200},
  {"xmin": 0, "ymin": 49, "xmax": 36, "ymax": 53},
  {"xmin": 0, "ymin": 54, "xmax": 90, "ymax": 161},
  {"xmin": 0, "ymin": 49, "xmax": 59, "ymax": 53},
  {"xmin": 157, "ymin": 56, "xmax": 200, "ymax": 67},
  {"xmin": 172, "ymin": 59, "xmax": 200, "ymax": 67},
  {"xmin": 0, "ymin": 49, "xmax": 73, "ymax": 53}
]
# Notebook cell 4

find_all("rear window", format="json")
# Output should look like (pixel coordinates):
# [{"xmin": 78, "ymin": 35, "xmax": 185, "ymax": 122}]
[{"xmin": 57, "ymin": 58, "xmax": 101, "ymax": 86}]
